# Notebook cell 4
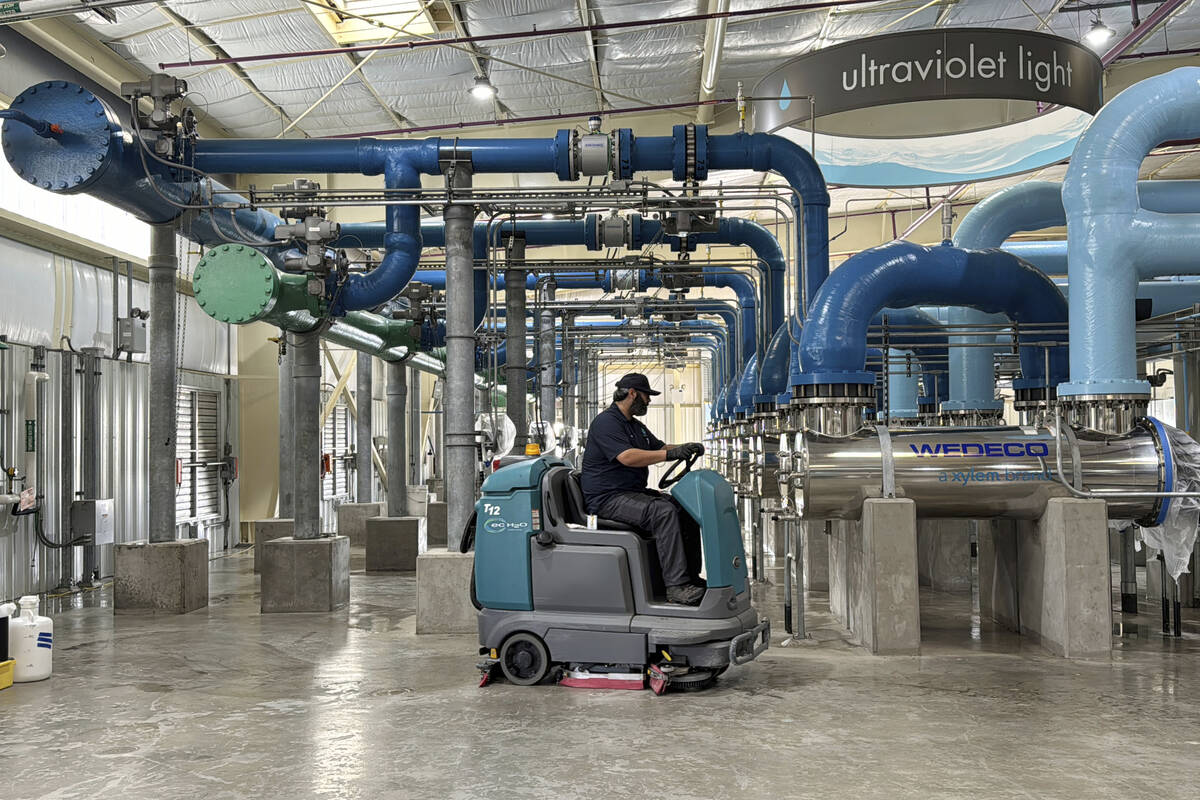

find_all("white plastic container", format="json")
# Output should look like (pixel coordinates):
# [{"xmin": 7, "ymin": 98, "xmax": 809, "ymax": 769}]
[{"xmin": 9, "ymin": 595, "xmax": 52, "ymax": 682}]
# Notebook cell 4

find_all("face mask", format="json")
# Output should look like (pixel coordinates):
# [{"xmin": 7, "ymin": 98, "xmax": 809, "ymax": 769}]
[{"xmin": 631, "ymin": 394, "xmax": 649, "ymax": 416}]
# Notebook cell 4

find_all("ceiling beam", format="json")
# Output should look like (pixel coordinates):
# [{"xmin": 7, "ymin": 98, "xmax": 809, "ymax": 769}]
[
  {"xmin": 153, "ymin": 2, "xmax": 312, "ymax": 138},
  {"xmin": 12, "ymin": 16, "xmax": 231, "ymax": 138},
  {"xmin": 440, "ymin": 0, "xmax": 506, "ymax": 120},
  {"xmin": 576, "ymin": 0, "xmax": 607, "ymax": 111}
]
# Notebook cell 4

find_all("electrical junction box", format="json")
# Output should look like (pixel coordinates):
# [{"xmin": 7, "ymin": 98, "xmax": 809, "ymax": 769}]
[
  {"xmin": 118, "ymin": 317, "xmax": 147, "ymax": 354},
  {"xmin": 70, "ymin": 499, "xmax": 114, "ymax": 545}
]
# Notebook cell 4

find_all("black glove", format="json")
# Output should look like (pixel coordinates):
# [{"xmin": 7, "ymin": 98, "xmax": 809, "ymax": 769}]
[{"xmin": 666, "ymin": 442, "xmax": 705, "ymax": 461}]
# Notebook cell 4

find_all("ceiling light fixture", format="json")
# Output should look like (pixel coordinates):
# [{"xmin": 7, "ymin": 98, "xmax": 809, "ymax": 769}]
[
  {"xmin": 1083, "ymin": 16, "xmax": 1115, "ymax": 48},
  {"xmin": 541, "ymin": 212, "xmax": 556, "ymax": 220},
  {"xmin": 470, "ymin": 75, "xmax": 496, "ymax": 101}
]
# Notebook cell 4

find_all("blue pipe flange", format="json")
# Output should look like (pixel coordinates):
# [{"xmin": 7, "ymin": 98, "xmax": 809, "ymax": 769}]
[
  {"xmin": 616, "ymin": 129, "xmax": 634, "ymax": 180},
  {"xmin": 554, "ymin": 129, "xmax": 575, "ymax": 181}
]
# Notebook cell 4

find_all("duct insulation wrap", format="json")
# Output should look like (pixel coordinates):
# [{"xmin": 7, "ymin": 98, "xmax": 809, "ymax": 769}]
[
  {"xmin": 1114, "ymin": 421, "xmax": 1200, "ymax": 580},
  {"xmin": 787, "ymin": 423, "xmax": 1169, "ymax": 522}
]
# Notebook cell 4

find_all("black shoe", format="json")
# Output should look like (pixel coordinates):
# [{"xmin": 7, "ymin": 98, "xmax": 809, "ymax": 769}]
[{"xmin": 666, "ymin": 583, "xmax": 705, "ymax": 606}]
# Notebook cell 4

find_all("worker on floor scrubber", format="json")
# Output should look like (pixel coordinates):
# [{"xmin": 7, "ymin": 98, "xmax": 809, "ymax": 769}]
[{"xmin": 581, "ymin": 373, "xmax": 708, "ymax": 605}]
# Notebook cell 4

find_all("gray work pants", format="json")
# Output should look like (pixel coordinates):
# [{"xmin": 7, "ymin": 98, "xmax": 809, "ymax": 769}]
[{"xmin": 591, "ymin": 490, "xmax": 702, "ymax": 587}]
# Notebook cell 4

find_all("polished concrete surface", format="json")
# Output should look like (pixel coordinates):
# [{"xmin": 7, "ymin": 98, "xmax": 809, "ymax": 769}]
[{"xmin": 4, "ymin": 549, "xmax": 1198, "ymax": 800}]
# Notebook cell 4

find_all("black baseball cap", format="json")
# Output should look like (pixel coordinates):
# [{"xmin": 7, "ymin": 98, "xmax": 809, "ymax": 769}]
[{"xmin": 616, "ymin": 373, "xmax": 661, "ymax": 396}]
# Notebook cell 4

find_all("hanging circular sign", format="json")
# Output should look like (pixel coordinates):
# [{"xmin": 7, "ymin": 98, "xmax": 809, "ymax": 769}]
[{"xmin": 752, "ymin": 28, "xmax": 1103, "ymax": 137}]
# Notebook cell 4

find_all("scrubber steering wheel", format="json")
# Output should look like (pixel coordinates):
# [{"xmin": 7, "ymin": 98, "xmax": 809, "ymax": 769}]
[{"xmin": 659, "ymin": 449, "xmax": 700, "ymax": 490}]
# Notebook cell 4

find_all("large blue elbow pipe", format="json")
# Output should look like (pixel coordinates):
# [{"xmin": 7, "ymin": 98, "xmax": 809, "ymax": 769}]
[
  {"xmin": 799, "ymin": 241, "xmax": 1067, "ymax": 391},
  {"xmin": 955, "ymin": 177, "xmax": 1200, "ymax": 407},
  {"xmin": 1061, "ymin": 68, "xmax": 1200, "ymax": 397}
]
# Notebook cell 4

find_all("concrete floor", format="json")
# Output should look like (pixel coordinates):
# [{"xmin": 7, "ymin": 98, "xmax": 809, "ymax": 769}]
[{"xmin": 4, "ymin": 550, "xmax": 1199, "ymax": 800}]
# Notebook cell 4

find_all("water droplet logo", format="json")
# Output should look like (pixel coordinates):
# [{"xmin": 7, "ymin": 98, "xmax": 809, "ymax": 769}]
[{"xmin": 779, "ymin": 80, "xmax": 791, "ymax": 111}]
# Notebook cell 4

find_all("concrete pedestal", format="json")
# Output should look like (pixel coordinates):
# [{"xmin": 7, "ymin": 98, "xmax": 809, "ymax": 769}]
[
  {"xmin": 416, "ymin": 548, "xmax": 475, "ymax": 634},
  {"xmin": 336, "ymin": 502, "xmax": 385, "ymax": 546},
  {"xmin": 426, "ymin": 501, "xmax": 448, "ymax": 548},
  {"xmin": 426, "ymin": 478, "xmax": 444, "ymax": 502},
  {"xmin": 114, "ymin": 539, "xmax": 209, "ymax": 614},
  {"xmin": 828, "ymin": 520, "xmax": 852, "ymax": 624},
  {"xmin": 366, "ymin": 516, "xmax": 425, "ymax": 571},
  {"xmin": 803, "ymin": 520, "xmax": 830, "ymax": 593},
  {"xmin": 252, "ymin": 519, "xmax": 294, "ymax": 573},
  {"xmin": 260, "ymin": 536, "xmax": 350, "ymax": 614},
  {"xmin": 917, "ymin": 519, "xmax": 973, "ymax": 593},
  {"xmin": 848, "ymin": 499, "xmax": 920, "ymax": 655},
  {"xmin": 979, "ymin": 499, "xmax": 1111, "ymax": 658}
]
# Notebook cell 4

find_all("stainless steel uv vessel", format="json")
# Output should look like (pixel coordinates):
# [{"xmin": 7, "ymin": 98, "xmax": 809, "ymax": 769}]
[{"xmin": 782, "ymin": 423, "xmax": 1170, "ymax": 523}]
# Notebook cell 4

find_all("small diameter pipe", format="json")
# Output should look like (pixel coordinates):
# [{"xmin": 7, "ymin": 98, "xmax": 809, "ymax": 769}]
[
  {"xmin": 387, "ymin": 360, "xmax": 409, "ymax": 517},
  {"xmin": 291, "ymin": 330, "xmax": 322, "ymax": 540},
  {"xmin": 148, "ymin": 224, "xmax": 178, "ymax": 543},
  {"xmin": 22, "ymin": 371, "xmax": 48, "ymax": 497}
]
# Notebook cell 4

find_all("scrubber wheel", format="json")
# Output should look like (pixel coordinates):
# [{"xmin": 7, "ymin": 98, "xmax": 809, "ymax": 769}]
[{"xmin": 499, "ymin": 632, "xmax": 551, "ymax": 686}]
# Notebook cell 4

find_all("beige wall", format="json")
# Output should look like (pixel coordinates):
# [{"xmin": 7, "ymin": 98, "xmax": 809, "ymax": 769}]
[{"xmin": 236, "ymin": 321, "xmax": 282, "ymax": 531}]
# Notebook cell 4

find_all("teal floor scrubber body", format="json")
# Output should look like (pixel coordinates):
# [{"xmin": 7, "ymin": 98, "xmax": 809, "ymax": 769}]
[{"xmin": 473, "ymin": 452, "xmax": 769, "ymax": 692}]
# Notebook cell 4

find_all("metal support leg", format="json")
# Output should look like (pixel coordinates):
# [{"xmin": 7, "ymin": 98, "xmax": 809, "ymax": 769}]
[
  {"xmin": 793, "ymin": 518, "xmax": 807, "ymax": 639},
  {"xmin": 781, "ymin": 515, "xmax": 793, "ymax": 634},
  {"xmin": 442, "ymin": 164, "xmax": 477, "ymax": 551},
  {"xmin": 290, "ymin": 330, "xmax": 321, "ymax": 540},
  {"xmin": 1120, "ymin": 526, "xmax": 1138, "ymax": 614},
  {"xmin": 148, "ymin": 224, "xmax": 178, "ymax": 543},
  {"xmin": 387, "ymin": 360, "xmax": 408, "ymax": 517},
  {"xmin": 355, "ymin": 353, "xmax": 373, "ymax": 502},
  {"xmin": 407, "ymin": 371, "xmax": 421, "ymax": 487}
]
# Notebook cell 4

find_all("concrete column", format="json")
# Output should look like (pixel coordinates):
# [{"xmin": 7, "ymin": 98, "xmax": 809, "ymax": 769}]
[
  {"xmin": 803, "ymin": 520, "xmax": 830, "ymax": 592},
  {"xmin": 442, "ymin": 164, "xmax": 477, "ymax": 551},
  {"xmin": 916, "ymin": 519, "xmax": 973, "ymax": 593},
  {"xmin": 852, "ymin": 499, "xmax": 920, "ymax": 655},
  {"xmin": 355, "ymin": 353, "xmax": 373, "ymax": 501},
  {"xmin": 289, "ymin": 330, "xmax": 321, "ymax": 539},
  {"xmin": 115, "ymin": 225, "xmax": 208, "ymax": 614},
  {"xmin": 576, "ymin": 345, "xmax": 589, "ymax": 429},
  {"xmin": 561, "ymin": 325, "xmax": 574, "ymax": 429},
  {"xmin": 148, "ymin": 224, "xmax": 177, "ymax": 543},
  {"xmin": 505, "ymin": 239, "xmax": 528, "ymax": 450},
  {"xmin": 828, "ymin": 519, "xmax": 851, "ymax": 626},
  {"xmin": 387, "ymin": 360, "xmax": 408, "ymax": 517},
  {"xmin": 277, "ymin": 344, "xmax": 294, "ymax": 517},
  {"xmin": 979, "ymin": 500, "xmax": 1111, "ymax": 658}
]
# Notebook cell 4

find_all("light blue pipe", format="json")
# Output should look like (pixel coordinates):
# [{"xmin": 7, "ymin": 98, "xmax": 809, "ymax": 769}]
[
  {"xmin": 871, "ymin": 307, "xmax": 950, "ymax": 405},
  {"xmin": 798, "ymin": 241, "xmax": 1068, "ymax": 390},
  {"xmin": 886, "ymin": 348, "xmax": 922, "ymax": 419},
  {"xmin": 734, "ymin": 354, "xmax": 760, "ymax": 415},
  {"xmin": 1060, "ymin": 67, "xmax": 1200, "ymax": 397},
  {"xmin": 756, "ymin": 320, "xmax": 795, "ymax": 406},
  {"xmin": 957, "ymin": 178, "xmax": 1200, "ymax": 406}
]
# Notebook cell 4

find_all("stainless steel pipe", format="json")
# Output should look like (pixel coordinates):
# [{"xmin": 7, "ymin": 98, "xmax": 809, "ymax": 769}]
[{"xmin": 787, "ymin": 424, "xmax": 1167, "ymax": 522}]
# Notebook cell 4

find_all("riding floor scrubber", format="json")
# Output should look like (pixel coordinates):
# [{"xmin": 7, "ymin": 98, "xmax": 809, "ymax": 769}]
[{"xmin": 472, "ymin": 451, "xmax": 769, "ymax": 693}]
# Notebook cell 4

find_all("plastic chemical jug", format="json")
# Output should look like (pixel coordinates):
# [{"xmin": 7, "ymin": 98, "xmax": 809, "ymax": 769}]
[{"xmin": 10, "ymin": 595, "xmax": 52, "ymax": 682}]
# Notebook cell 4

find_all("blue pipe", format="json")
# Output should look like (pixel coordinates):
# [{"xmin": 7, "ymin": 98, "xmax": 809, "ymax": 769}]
[
  {"xmin": 1061, "ymin": 67, "xmax": 1200, "ymax": 397},
  {"xmin": 871, "ymin": 307, "xmax": 950, "ymax": 405},
  {"xmin": 1, "ymin": 82, "xmax": 284, "ymax": 245},
  {"xmin": 798, "ymin": 241, "xmax": 1067, "ymax": 391},
  {"xmin": 885, "ymin": 348, "xmax": 922, "ymax": 419},
  {"xmin": 956, "ymin": 178, "xmax": 1200, "ymax": 408}
]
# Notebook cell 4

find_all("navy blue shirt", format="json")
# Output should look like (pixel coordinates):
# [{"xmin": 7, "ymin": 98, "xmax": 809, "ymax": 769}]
[{"xmin": 581, "ymin": 403, "xmax": 665, "ymax": 511}]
